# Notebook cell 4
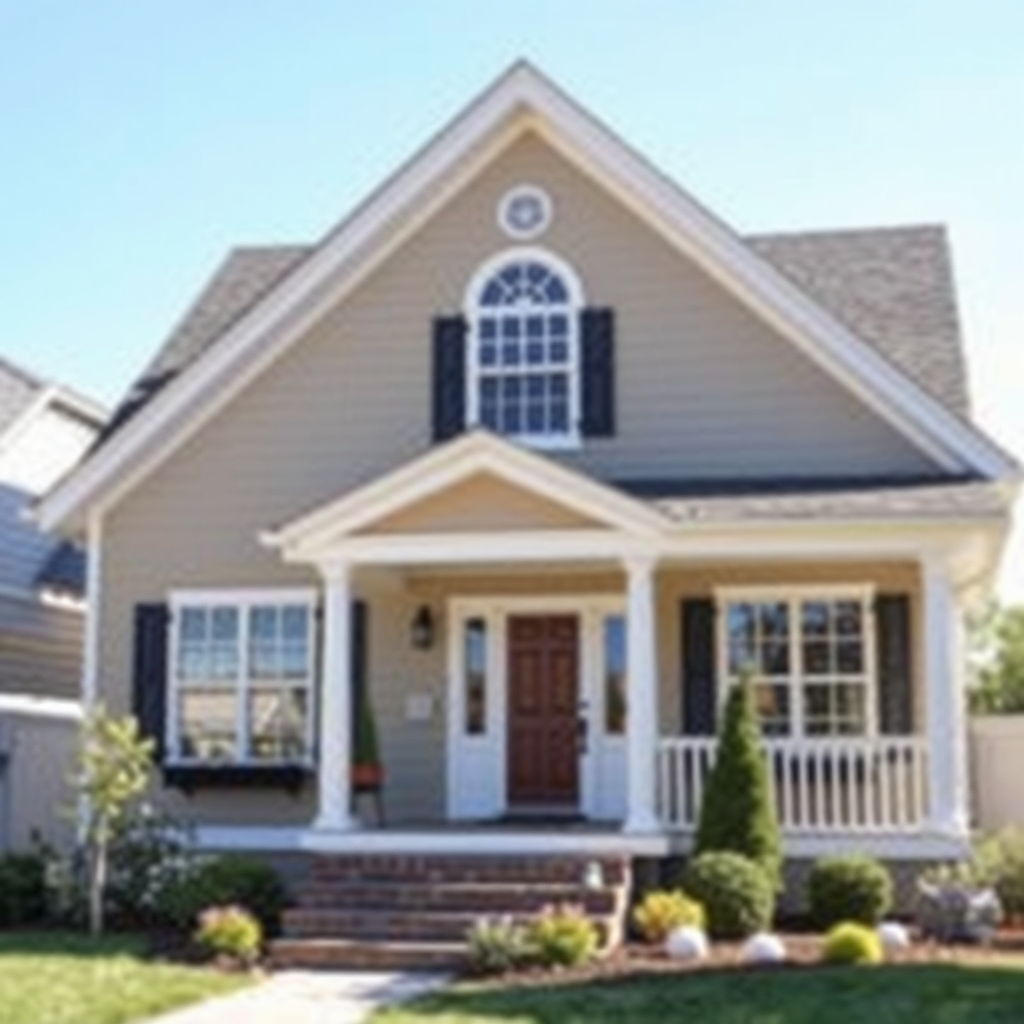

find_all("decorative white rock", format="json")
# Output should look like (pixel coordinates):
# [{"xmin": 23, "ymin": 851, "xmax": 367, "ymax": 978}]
[
  {"xmin": 665, "ymin": 926, "xmax": 709, "ymax": 961},
  {"xmin": 741, "ymin": 933, "xmax": 787, "ymax": 964},
  {"xmin": 877, "ymin": 921, "xmax": 911, "ymax": 952}
]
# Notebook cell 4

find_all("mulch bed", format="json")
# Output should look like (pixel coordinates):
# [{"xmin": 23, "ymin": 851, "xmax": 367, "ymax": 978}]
[{"xmin": 477, "ymin": 929, "xmax": 1024, "ymax": 989}]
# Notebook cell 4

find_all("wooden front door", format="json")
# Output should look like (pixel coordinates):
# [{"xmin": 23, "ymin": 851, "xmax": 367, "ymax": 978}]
[{"xmin": 506, "ymin": 615, "xmax": 580, "ymax": 808}]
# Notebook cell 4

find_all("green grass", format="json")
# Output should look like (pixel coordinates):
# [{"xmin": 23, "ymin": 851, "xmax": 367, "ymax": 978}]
[
  {"xmin": 0, "ymin": 931, "xmax": 252, "ymax": 1024},
  {"xmin": 374, "ymin": 962, "xmax": 1024, "ymax": 1024}
]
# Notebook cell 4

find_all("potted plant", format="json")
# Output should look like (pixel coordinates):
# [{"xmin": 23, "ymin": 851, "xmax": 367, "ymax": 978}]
[{"xmin": 352, "ymin": 695, "xmax": 383, "ymax": 791}]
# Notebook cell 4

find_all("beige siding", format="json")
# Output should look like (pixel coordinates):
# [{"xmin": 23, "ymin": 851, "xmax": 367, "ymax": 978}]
[
  {"xmin": 363, "ymin": 473, "xmax": 603, "ymax": 534},
  {"xmin": 118, "ymin": 562, "xmax": 924, "ymax": 828},
  {"xmin": 98, "ymin": 129, "xmax": 940, "ymax": 826}
]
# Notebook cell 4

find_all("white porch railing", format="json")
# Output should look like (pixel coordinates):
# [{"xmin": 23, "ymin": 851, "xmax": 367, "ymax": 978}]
[{"xmin": 656, "ymin": 736, "xmax": 929, "ymax": 834}]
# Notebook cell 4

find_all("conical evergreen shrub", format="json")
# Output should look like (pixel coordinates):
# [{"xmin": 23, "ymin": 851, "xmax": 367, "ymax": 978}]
[{"xmin": 694, "ymin": 676, "xmax": 782, "ymax": 889}]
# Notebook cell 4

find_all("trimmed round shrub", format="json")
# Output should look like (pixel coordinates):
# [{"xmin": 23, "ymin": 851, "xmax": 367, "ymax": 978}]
[
  {"xmin": 157, "ymin": 854, "xmax": 288, "ymax": 934},
  {"xmin": 632, "ymin": 889, "xmax": 705, "ymax": 944},
  {"xmin": 821, "ymin": 921, "xmax": 883, "ymax": 965},
  {"xmin": 808, "ymin": 855, "xmax": 893, "ymax": 928},
  {"xmin": 682, "ymin": 852, "xmax": 774, "ymax": 940},
  {"xmin": 195, "ymin": 904, "xmax": 262, "ymax": 964},
  {"xmin": 525, "ymin": 904, "xmax": 598, "ymax": 967}
]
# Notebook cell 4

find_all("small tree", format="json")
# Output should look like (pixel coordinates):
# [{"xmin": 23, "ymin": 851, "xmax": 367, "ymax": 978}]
[
  {"xmin": 969, "ymin": 603, "xmax": 1024, "ymax": 714},
  {"xmin": 75, "ymin": 707, "xmax": 153, "ymax": 935},
  {"xmin": 694, "ymin": 676, "xmax": 781, "ymax": 889}
]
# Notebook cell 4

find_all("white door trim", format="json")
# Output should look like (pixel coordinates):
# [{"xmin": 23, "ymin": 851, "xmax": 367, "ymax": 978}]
[{"xmin": 446, "ymin": 593, "xmax": 626, "ymax": 821}]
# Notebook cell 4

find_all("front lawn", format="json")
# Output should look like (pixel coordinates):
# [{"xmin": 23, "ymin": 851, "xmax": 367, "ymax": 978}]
[
  {"xmin": 0, "ymin": 931, "xmax": 251, "ymax": 1024},
  {"xmin": 374, "ymin": 961, "xmax": 1024, "ymax": 1024}
]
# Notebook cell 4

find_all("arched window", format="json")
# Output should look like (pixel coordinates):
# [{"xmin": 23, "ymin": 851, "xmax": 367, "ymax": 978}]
[{"xmin": 465, "ymin": 250, "xmax": 583, "ymax": 446}]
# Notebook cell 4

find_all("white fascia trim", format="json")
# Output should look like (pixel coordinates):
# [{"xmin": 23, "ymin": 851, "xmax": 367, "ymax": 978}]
[
  {"xmin": 0, "ymin": 385, "xmax": 57, "ymax": 460},
  {"xmin": 525, "ymin": 84, "xmax": 1016, "ymax": 479},
  {"xmin": 266, "ymin": 433, "xmax": 666, "ymax": 557}
]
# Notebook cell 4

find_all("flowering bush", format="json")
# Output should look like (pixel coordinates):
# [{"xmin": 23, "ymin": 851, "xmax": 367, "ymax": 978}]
[
  {"xmin": 195, "ymin": 905, "xmax": 262, "ymax": 964},
  {"xmin": 466, "ymin": 916, "xmax": 533, "ymax": 975},
  {"xmin": 632, "ymin": 889, "xmax": 705, "ymax": 944},
  {"xmin": 524, "ymin": 903, "xmax": 599, "ymax": 967}
]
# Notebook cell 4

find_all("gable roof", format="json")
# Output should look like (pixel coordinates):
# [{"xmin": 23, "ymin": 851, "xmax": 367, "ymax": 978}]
[
  {"xmin": 101, "ymin": 223, "xmax": 971, "ymax": 441},
  {"xmin": 265, "ymin": 430, "xmax": 667, "ymax": 560},
  {"xmin": 36, "ymin": 62, "xmax": 1019, "ymax": 534}
]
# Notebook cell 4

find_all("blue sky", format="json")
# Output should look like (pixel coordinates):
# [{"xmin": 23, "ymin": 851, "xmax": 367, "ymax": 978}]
[{"xmin": 2, "ymin": 1, "xmax": 1022, "ymax": 594}]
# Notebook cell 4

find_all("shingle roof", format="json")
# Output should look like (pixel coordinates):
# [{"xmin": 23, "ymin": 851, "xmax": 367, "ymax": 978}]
[
  {"xmin": 748, "ymin": 225, "xmax": 969, "ymax": 415},
  {"xmin": 99, "ymin": 224, "xmax": 972, "ymax": 441},
  {"xmin": 639, "ymin": 478, "xmax": 1005, "ymax": 524},
  {"xmin": 0, "ymin": 355, "xmax": 43, "ymax": 438}
]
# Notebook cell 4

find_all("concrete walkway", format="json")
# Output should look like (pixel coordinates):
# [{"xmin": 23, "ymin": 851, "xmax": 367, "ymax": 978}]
[{"xmin": 145, "ymin": 971, "xmax": 448, "ymax": 1024}]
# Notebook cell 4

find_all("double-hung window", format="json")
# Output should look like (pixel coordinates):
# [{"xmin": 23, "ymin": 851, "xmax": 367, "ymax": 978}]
[
  {"xmin": 466, "ymin": 250, "xmax": 583, "ymax": 448},
  {"xmin": 719, "ymin": 587, "xmax": 874, "ymax": 738},
  {"xmin": 169, "ymin": 589, "xmax": 317, "ymax": 765}
]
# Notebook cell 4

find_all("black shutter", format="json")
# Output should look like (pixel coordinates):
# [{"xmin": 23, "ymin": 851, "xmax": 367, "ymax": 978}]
[
  {"xmin": 132, "ymin": 603, "xmax": 169, "ymax": 761},
  {"xmin": 682, "ymin": 598, "xmax": 717, "ymax": 736},
  {"xmin": 876, "ymin": 593, "xmax": 914, "ymax": 734},
  {"xmin": 351, "ymin": 599, "xmax": 368, "ymax": 718},
  {"xmin": 580, "ymin": 307, "xmax": 615, "ymax": 437},
  {"xmin": 432, "ymin": 316, "xmax": 467, "ymax": 442}
]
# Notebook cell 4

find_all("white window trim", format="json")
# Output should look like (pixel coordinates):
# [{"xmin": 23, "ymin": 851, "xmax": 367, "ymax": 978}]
[
  {"xmin": 167, "ymin": 587, "xmax": 318, "ymax": 768},
  {"xmin": 496, "ymin": 184, "xmax": 553, "ymax": 240},
  {"xmin": 713, "ymin": 584, "xmax": 878, "ymax": 739},
  {"xmin": 463, "ymin": 246, "xmax": 585, "ymax": 450}
]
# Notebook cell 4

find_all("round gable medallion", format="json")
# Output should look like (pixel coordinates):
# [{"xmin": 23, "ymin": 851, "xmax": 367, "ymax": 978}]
[{"xmin": 497, "ymin": 185, "xmax": 552, "ymax": 240}]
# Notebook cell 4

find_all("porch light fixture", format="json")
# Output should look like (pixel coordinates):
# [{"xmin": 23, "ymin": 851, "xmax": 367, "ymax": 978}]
[{"xmin": 411, "ymin": 605, "xmax": 436, "ymax": 650}]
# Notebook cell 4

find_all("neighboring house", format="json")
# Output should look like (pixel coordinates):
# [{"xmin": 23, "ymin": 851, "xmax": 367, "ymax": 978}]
[
  {"xmin": 36, "ymin": 64, "xmax": 1019, "ymax": 878},
  {"xmin": 0, "ymin": 356, "xmax": 105, "ymax": 849}
]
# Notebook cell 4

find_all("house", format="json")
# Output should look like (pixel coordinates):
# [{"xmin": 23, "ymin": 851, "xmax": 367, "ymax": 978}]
[
  {"xmin": 0, "ymin": 356, "xmax": 105, "ymax": 850},
  {"xmin": 35, "ymin": 63, "xmax": 1018, "ymax": 953}
]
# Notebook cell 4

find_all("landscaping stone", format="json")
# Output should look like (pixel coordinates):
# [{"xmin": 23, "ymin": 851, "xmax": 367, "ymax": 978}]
[
  {"xmin": 742, "ymin": 933, "xmax": 786, "ymax": 963},
  {"xmin": 665, "ymin": 926, "xmax": 709, "ymax": 961},
  {"xmin": 878, "ymin": 921, "xmax": 911, "ymax": 952}
]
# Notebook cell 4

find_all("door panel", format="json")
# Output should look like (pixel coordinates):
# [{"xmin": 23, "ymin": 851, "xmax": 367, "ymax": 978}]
[{"xmin": 506, "ymin": 615, "xmax": 580, "ymax": 807}]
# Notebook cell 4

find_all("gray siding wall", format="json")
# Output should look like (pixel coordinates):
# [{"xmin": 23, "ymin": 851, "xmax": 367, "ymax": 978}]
[{"xmin": 0, "ymin": 596, "xmax": 84, "ymax": 701}]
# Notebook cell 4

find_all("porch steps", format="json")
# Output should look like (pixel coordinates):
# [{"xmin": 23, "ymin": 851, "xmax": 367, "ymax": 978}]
[{"xmin": 271, "ymin": 853, "xmax": 631, "ymax": 971}]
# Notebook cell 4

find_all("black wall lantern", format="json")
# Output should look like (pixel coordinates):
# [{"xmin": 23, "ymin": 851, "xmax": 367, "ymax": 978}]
[{"xmin": 411, "ymin": 605, "xmax": 436, "ymax": 650}]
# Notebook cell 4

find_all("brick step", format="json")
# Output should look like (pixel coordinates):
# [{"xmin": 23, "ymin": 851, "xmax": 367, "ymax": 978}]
[
  {"xmin": 309, "ymin": 854, "xmax": 630, "ymax": 886},
  {"xmin": 270, "ymin": 937, "xmax": 465, "ymax": 972},
  {"xmin": 293, "ymin": 881, "xmax": 620, "ymax": 915},
  {"xmin": 283, "ymin": 906, "xmax": 617, "ymax": 944}
]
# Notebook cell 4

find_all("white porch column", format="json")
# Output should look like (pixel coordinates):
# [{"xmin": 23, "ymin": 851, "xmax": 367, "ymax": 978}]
[
  {"xmin": 623, "ymin": 555, "xmax": 660, "ymax": 834},
  {"xmin": 922, "ymin": 556, "xmax": 969, "ymax": 836},
  {"xmin": 313, "ymin": 559, "xmax": 359, "ymax": 832}
]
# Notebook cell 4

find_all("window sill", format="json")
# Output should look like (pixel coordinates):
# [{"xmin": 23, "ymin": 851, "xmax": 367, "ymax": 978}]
[
  {"xmin": 163, "ymin": 763, "xmax": 312, "ymax": 795},
  {"xmin": 471, "ymin": 431, "xmax": 582, "ymax": 452}
]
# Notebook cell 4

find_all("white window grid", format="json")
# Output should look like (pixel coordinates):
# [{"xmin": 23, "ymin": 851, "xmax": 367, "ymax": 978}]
[
  {"xmin": 715, "ymin": 585, "xmax": 877, "ymax": 739},
  {"xmin": 167, "ymin": 588, "xmax": 317, "ymax": 766},
  {"xmin": 464, "ymin": 247, "xmax": 584, "ymax": 450}
]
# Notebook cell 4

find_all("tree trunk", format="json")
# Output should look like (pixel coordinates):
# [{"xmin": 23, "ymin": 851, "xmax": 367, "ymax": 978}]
[{"xmin": 88, "ymin": 836, "xmax": 107, "ymax": 936}]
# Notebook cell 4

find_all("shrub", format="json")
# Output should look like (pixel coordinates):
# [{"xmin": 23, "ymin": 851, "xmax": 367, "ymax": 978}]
[
  {"xmin": 0, "ymin": 852, "xmax": 48, "ymax": 926},
  {"xmin": 974, "ymin": 829, "xmax": 1024, "ymax": 920},
  {"xmin": 156, "ymin": 854, "xmax": 288, "ymax": 934},
  {"xmin": 808, "ymin": 855, "xmax": 893, "ymax": 928},
  {"xmin": 682, "ymin": 852, "xmax": 774, "ymax": 940},
  {"xmin": 632, "ymin": 889, "xmax": 705, "ymax": 944},
  {"xmin": 195, "ymin": 905, "xmax": 262, "ymax": 964},
  {"xmin": 524, "ymin": 903, "xmax": 598, "ymax": 968},
  {"xmin": 466, "ymin": 917, "xmax": 533, "ymax": 975},
  {"xmin": 821, "ymin": 922, "xmax": 883, "ymax": 965},
  {"xmin": 695, "ymin": 677, "xmax": 781, "ymax": 889}
]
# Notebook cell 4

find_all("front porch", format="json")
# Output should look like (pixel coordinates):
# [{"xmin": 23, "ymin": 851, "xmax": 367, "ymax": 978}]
[{"xmin": 248, "ymin": 433, "xmax": 983, "ymax": 863}]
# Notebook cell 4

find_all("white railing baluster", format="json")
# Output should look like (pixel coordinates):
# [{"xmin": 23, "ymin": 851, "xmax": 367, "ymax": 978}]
[{"xmin": 654, "ymin": 735, "xmax": 928, "ymax": 836}]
